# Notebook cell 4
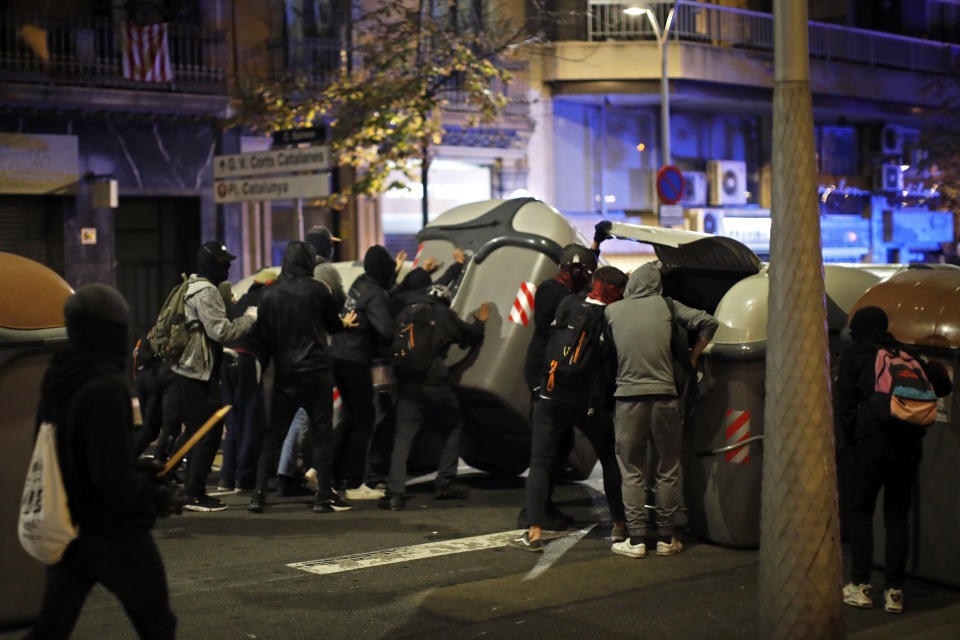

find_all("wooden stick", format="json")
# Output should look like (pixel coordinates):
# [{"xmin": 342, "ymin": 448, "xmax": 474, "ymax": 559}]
[{"xmin": 156, "ymin": 405, "xmax": 232, "ymax": 478}]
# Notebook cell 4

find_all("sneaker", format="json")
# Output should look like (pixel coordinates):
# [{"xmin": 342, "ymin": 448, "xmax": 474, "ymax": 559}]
[
  {"xmin": 884, "ymin": 588, "xmax": 903, "ymax": 614},
  {"xmin": 611, "ymin": 524, "xmax": 628, "ymax": 543},
  {"xmin": 303, "ymin": 468, "xmax": 319, "ymax": 492},
  {"xmin": 842, "ymin": 583, "xmax": 873, "ymax": 609},
  {"xmin": 612, "ymin": 539, "xmax": 647, "ymax": 558},
  {"xmin": 183, "ymin": 494, "xmax": 228, "ymax": 512},
  {"xmin": 509, "ymin": 531, "xmax": 544, "ymax": 553},
  {"xmin": 248, "ymin": 490, "xmax": 266, "ymax": 513},
  {"xmin": 216, "ymin": 485, "xmax": 235, "ymax": 492},
  {"xmin": 389, "ymin": 495, "xmax": 404, "ymax": 511},
  {"xmin": 345, "ymin": 484, "xmax": 386, "ymax": 500},
  {"xmin": 435, "ymin": 481, "xmax": 470, "ymax": 500},
  {"xmin": 313, "ymin": 492, "xmax": 352, "ymax": 514},
  {"xmin": 656, "ymin": 537, "xmax": 683, "ymax": 556}
]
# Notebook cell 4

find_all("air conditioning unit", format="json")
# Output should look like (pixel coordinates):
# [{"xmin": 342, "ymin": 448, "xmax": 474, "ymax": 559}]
[
  {"xmin": 681, "ymin": 171, "xmax": 707, "ymax": 206},
  {"xmin": 685, "ymin": 209, "xmax": 725, "ymax": 235},
  {"xmin": 880, "ymin": 125, "xmax": 903, "ymax": 155},
  {"xmin": 874, "ymin": 164, "xmax": 904, "ymax": 192},
  {"xmin": 707, "ymin": 160, "xmax": 747, "ymax": 206}
]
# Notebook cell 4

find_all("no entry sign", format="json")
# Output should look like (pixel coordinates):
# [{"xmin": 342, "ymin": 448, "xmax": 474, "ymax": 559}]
[{"xmin": 656, "ymin": 165, "xmax": 685, "ymax": 205}]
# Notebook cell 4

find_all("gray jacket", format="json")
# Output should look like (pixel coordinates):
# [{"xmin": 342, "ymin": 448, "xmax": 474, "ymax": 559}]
[
  {"xmin": 314, "ymin": 261, "xmax": 345, "ymax": 311},
  {"xmin": 171, "ymin": 275, "xmax": 256, "ymax": 381},
  {"xmin": 605, "ymin": 262, "xmax": 718, "ymax": 397}
]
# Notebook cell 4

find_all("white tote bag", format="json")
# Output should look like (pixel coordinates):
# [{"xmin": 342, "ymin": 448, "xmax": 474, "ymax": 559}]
[{"xmin": 18, "ymin": 421, "xmax": 79, "ymax": 564}]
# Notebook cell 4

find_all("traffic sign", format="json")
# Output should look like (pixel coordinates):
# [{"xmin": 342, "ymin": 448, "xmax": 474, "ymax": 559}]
[
  {"xmin": 214, "ymin": 174, "xmax": 331, "ymax": 204},
  {"xmin": 656, "ymin": 165, "xmax": 685, "ymax": 205},
  {"xmin": 214, "ymin": 146, "xmax": 329, "ymax": 180},
  {"xmin": 272, "ymin": 127, "xmax": 326, "ymax": 146}
]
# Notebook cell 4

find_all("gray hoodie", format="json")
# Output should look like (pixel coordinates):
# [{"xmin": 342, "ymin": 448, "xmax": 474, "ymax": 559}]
[{"xmin": 604, "ymin": 262, "xmax": 718, "ymax": 397}]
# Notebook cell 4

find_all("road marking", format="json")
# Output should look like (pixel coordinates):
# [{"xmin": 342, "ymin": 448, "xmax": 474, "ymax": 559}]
[
  {"xmin": 523, "ymin": 524, "xmax": 596, "ymax": 582},
  {"xmin": 288, "ymin": 530, "xmax": 527, "ymax": 575}
]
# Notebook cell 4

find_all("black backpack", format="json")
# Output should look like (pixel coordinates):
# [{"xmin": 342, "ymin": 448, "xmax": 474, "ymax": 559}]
[
  {"xmin": 543, "ymin": 301, "xmax": 607, "ymax": 393},
  {"xmin": 391, "ymin": 303, "xmax": 440, "ymax": 375}
]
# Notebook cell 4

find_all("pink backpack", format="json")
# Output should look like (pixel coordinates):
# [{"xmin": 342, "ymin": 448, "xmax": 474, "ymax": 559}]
[{"xmin": 873, "ymin": 346, "xmax": 938, "ymax": 426}]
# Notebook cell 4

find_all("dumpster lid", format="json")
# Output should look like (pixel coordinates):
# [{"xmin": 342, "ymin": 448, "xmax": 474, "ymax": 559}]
[
  {"xmin": 850, "ymin": 267, "xmax": 960, "ymax": 349},
  {"xmin": 606, "ymin": 222, "xmax": 763, "ymax": 274},
  {"xmin": 0, "ymin": 252, "xmax": 72, "ymax": 330}
]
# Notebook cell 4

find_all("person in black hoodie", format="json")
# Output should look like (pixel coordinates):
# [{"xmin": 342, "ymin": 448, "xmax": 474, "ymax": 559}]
[
  {"xmin": 249, "ymin": 241, "xmax": 352, "ymax": 514},
  {"xmin": 331, "ymin": 244, "xmax": 401, "ymax": 494},
  {"xmin": 27, "ymin": 284, "xmax": 181, "ymax": 640},
  {"xmin": 834, "ymin": 305, "xmax": 952, "ymax": 613},
  {"xmin": 383, "ymin": 284, "xmax": 490, "ymax": 510}
]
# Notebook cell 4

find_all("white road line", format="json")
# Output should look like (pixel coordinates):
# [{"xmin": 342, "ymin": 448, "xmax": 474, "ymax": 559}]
[
  {"xmin": 288, "ymin": 530, "xmax": 527, "ymax": 575},
  {"xmin": 523, "ymin": 524, "xmax": 597, "ymax": 582}
]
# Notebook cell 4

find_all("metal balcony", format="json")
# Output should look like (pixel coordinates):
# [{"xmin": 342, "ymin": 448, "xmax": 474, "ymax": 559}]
[
  {"xmin": 588, "ymin": 0, "xmax": 960, "ymax": 74},
  {"xmin": 0, "ymin": 10, "xmax": 227, "ymax": 94}
]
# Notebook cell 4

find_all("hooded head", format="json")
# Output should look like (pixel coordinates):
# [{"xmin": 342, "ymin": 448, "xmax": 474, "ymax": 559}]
[
  {"xmin": 558, "ymin": 243, "xmax": 597, "ymax": 293},
  {"xmin": 197, "ymin": 241, "xmax": 236, "ymax": 286},
  {"xmin": 623, "ymin": 261, "xmax": 663, "ymax": 299},
  {"xmin": 849, "ymin": 305, "xmax": 889, "ymax": 343},
  {"xmin": 280, "ymin": 241, "xmax": 317, "ymax": 279},
  {"xmin": 363, "ymin": 245, "xmax": 397, "ymax": 290},
  {"xmin": 63, "ymin": 283, "xmax": 130, "ymax": 367},
  {"xmin": 305, "ymin": 225, "xmax": 339, "ymax": 263},
  {"xmin": 400, "ymin": 268, "xmax": 433, "ymax": 293}
]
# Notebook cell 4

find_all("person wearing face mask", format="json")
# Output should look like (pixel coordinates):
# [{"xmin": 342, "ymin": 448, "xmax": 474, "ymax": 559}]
[
  {"xmin": 169, "ymin": 241, "xmax": 257, "ymax": 512},
  {"xmin": 26, "ymin": 284, "xmax": 181, "ymax": 640}
]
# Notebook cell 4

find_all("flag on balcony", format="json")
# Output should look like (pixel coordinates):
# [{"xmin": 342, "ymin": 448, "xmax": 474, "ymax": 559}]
[
  {"xmin": 18, "ymin": 24, "xmax": 49, "ymax": 63},
  {"xmin": 122, "ymin": 23, "xmax": 173, "ymax": 82}
]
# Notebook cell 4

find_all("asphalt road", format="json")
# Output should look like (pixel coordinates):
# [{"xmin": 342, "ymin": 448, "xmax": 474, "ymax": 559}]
[{"xmin": 3, "ymin": 464, "xmax": 960, "ymax": 639}]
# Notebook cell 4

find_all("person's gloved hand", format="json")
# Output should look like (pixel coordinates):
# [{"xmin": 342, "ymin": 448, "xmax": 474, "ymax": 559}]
[
  {"xmin": 594, "ymin": 220, "xmax": 613, "ymax": 245},
  {"xmin": 155, "ymin": 485, "xmax": 185, "ymax": 518}
]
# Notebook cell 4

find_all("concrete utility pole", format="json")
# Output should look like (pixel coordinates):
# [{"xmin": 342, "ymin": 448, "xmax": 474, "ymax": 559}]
[{"xmin": 759, "ymin": 1, "xmax": 846, "ymax": 638}]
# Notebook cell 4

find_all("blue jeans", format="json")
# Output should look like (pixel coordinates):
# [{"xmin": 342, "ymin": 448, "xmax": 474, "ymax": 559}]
[{"xmin": 278, "ymin": 408, "xmax": 308, "ymax": 477}]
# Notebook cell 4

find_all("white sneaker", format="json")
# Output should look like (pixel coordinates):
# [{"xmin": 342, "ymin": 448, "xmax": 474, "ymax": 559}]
[
  {"xmin": 303, "ymin": 468, "xmax": 319, "ymax": 491},
  {"xmin": 842, "ymin": 582, "xmax": 873, "ymax": 608},
  {"xmin": 611, "ymin": 539, "xmax": 647, "ymax": 558},
  {"xmin": 345, "ymin": 484, "xmax": 386, "ymax": 500},
  {"xmin": 656, "ymin": 537, "xmax": 683, "ymax": 556},
  {"xmin": 884, "ymin": 588, "xmax": 903, "ymax": 614}
]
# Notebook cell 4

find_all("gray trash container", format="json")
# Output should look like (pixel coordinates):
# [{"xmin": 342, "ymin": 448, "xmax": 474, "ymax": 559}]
[
  {"xmin": 0, "ymin": 252, "xmax": 72, "ymax": 627},
  {"xmin": 849, "ymin": 267, "xmax": 960, "ymax": 588}
]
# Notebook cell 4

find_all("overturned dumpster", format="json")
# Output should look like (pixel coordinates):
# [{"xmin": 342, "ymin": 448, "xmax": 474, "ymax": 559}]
[
  {"xmin": 0, "ymin": 253, "xmax": 72, "ymax": 627},
  {"xmin": 848, "ymin": 267, "xmax": 960, "ymax": 588}
]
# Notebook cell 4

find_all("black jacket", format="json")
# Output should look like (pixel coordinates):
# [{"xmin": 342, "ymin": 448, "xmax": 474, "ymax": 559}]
[
  {"xmin": 523, "ymin": 277, "xmax": 576, "ymax": 392},
  {"xmin": 395, "ymin": 292, "xmax": 485, "ymax": 385},
  {"xmin": 38, "ymin": 349, "xmax": 162, "ymax": 534},
  {"xmin": 833, "ymin": 332, "xmax": 952, "ymax": 447},
  {"xmin": 226, "ymin": 281, "xmax": 270, "ymax": 363},
  {"xmin": 332, "ymin": 246, "xmax": 398, "ymax": 363},
  {"xmin": 257, "ymin": 242, "xmax": 344, "ymax": 377}
]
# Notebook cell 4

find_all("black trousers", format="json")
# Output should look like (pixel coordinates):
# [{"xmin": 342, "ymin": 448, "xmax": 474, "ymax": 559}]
[
  {"xmin": 255, "ymin": 372, "xmax": 334, "ymax": 498},
  {"xmin": 847, "ymin": 432, "xmax": 921, "ymax": 589},
  {"xmin": 332, "ymin": 359, "xmax": 377, "ymax": 488},
  {"xmin": 26, "ymin": 530, "xmax": 175, "ymax": 640},
  {"xmin": 219, "ymin": 352, "xmax": 266, "ymax": 490},
  {"xmin": 174, "ymin": 374, "xmax": 224, "ymax": 498},
  {"xmin": 388, "ymin": 382, "xmax": 462, "ymax": 496}
]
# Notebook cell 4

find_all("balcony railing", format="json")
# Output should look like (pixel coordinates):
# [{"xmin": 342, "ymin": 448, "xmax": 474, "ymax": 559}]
[
  {"xmin": 587, "ymin": 0, "xmax": 960, "ymax": 74},
  {"xmin": 0, "ymin": 10, "xmax": 227, "ymax": 94}
]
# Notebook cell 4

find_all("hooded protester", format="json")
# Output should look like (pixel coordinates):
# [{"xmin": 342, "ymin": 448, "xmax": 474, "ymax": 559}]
[
  {"xmin": 249, "ymin": 241, "xmax": 352, "ymax": 513},
  {"xmin": 330, "ymin": 244, "xmax": 402, "ymax": 496},
  {"xmin": 27, "ymin": 284, "xmax": 181, "ymax": 640},
  {"xmin": 604, "ymin": 262, "xmax": 718, "ymax": 560},
  {"xmin": 834, "ymin": 306, "xmax": 952, "ymax": 613},
  {"xmin": 511, "ymin": 266, "xmax": 627, "ymax": 552},
  {"xmin": 169, "ymin": 241, "xmax": 257, "ymax": 512}
]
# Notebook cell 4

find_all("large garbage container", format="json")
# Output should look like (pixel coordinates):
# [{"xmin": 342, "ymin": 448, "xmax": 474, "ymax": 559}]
[
  {"xmin": 601, "ymin": 223, "xmax": 881, "ymax": 547},
  {"xmin": 847, "ymin": 267, "xmax": 960, "ymax": 587},
  {"xmin": 0, "ymin": 252, "xmax": 72, "ymax": 627}
]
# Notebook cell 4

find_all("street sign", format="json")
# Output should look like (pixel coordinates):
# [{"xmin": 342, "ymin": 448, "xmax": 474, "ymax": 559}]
[
  {"xmin": 272, "ymin": 127, "xmax": 326, "ymax": 146},
  {"xmin": 214, "ymin": 174, "xmax": 331, "ymax": 204},
  {"xmin": 659, "ymin": 204, "xmax": 685, "ymax": 228},
  {"xmin": 214, "ymin": 146, "xmax": 330, "ymax": 180},
  {"xmin": 656, "ymin": 165, "xmax": 685, "ymax": 205}
]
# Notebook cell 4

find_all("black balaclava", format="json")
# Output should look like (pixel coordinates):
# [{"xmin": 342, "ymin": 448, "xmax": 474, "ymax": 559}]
[
  {"xmin": 849, "ymin": 305, "xmax": 889, "ymax": 343},
  {"xmin": 305, "ymin": 226, "xmax": 335, "ymax": 263},
  {"xmin": 63, "ymin": 283, "xmax": 130, "ymax": 368},
  {"xmin": 401, "ymin": 268, "xmax": 432, "ymax": 292},
  {"xmin": 364, "ymin": 245, "xmax": 397, "ymax": 290},
  {"xmin": 196, "ymin": 241, "xmax": 234, "ymax": 286},
  {"xmin": 280, "ymin": 241, "xmax": 317, "ymax": 279}
]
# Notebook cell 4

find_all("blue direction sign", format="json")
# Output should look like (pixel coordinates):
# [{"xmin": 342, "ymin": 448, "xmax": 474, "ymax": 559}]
[{"xmin": 656, "ymin": 165, "xmax": 685, "ymax": 205}]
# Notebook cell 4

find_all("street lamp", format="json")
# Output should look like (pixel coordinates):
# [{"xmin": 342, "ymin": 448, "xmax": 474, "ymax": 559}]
[{"xmin": 623, "ymin": 2, "xmax": 678, "ymax": 167}]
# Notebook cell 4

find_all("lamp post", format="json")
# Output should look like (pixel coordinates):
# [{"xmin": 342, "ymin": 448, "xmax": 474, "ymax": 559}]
[{"xmin": 624, "ymin": 1, "xmax": 678, "ymax": 167}]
